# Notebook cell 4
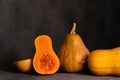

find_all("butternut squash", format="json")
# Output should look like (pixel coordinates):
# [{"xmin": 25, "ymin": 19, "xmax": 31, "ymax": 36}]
[
  {"xmin": 14, "ymin": 58, "xmax": 32, "ymax": 73},
  {"xmin": 58, "ymin": 23, "xmax": 90, "ymax": 72},
  {"xmin": 88, "ymin": 47, "xmax": 120, "ymax": 76},
  {"xmin": 33, "ymin": 35, "xmax": 60, "ymax": 74}
]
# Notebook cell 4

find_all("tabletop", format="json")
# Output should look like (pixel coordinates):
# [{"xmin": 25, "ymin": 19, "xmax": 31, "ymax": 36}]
[{"xmin": 0, "ymin": 70, "xmax": 120, "ymax": 80}]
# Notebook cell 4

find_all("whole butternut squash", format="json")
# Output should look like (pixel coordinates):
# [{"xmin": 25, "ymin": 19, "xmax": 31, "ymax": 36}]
[
  {"xmin": 33, "ymin": 35, "xmax": 60, "ymax": 74},
  {"xmin": 88, "ymin": 47, "xmax": 120, "ymax": 76},
  {"xmin": 58, "ymin": 23, "xmax": 90, "ymax": 72}
]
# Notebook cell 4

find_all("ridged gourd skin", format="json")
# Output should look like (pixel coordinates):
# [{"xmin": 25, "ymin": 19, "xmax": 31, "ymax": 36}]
[
  {"xmin": 58, "ymin": 23, "xmax": 90, "ymax": 72},
  {"xmin": 33, "ymin": 35, "xmax": 60, "ymax": 74},
  {"xmin": 88, "ymin": 47, "xmax": 120, "ymax": 76}
]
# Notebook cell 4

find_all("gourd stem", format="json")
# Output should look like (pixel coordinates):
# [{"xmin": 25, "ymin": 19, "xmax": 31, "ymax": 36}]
[{"xmin": 70, "ymin": 22, "xmax": 76, "ymax": 34}]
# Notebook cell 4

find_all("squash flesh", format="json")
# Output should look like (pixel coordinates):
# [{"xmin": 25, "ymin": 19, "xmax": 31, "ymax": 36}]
[{"xmin": 33, "ymin": 35, "xmax": 60, "ymax": 74}]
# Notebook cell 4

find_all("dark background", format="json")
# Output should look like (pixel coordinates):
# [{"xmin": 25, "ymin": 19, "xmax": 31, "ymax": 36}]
[{"xmin": 0, "ymin": 0, "xmax": 120, "ymax": 71}]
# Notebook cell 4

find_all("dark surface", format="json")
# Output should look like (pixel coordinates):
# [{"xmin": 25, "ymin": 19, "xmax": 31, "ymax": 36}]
[{"xmin": 0, "ymin": 70, "xmax": 120, "ymax": 80}]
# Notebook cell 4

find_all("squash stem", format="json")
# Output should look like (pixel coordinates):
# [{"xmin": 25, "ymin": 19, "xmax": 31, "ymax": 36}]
[{"xmin": 70, "ymin": 22, "xmax": 76, "ymax": 34}]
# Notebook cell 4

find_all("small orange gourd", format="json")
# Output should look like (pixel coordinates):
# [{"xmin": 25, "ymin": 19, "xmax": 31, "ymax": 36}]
[
  {"xmin": 88, "ymin": 47, "xmax": 120, "ymax": 76},
  {"xmin": 58, "ymin": 23, "xmax": 90, "ymax": 72},
  {"xmin": 33, "ymin": 35, "xmax": 60, "ymax": 74}
]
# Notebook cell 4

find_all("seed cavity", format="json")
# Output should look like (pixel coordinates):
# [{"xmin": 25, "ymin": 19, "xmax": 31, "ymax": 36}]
[{"xmin": 40, "ymin": 54, "xmax": 53, "ymax": 71}]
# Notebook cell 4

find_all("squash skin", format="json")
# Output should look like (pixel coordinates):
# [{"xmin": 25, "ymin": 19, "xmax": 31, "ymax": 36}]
[
  {"xmin": 88, "ymin": 47, "xmax": 120, "ymax": 76},
  {"xmin": 58, "ymin": 23, "xmax": 90, "ymax": 72},
  {"xmin": 33, "ymin": 35, "xmax": 60, "ymax": 74},
  {"xmin": 14, "ymin": 58, "xmax": 32, "ymax": 73}
]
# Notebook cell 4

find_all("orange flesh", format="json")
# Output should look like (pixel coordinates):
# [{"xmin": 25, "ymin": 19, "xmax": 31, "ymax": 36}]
[
  {"xmin": 33, "ymin": 35, "xmax": 60, "ymax": 74},
  {"xmin": 34, "ymin": 52, "xmax": 59, "ymax": 74}
]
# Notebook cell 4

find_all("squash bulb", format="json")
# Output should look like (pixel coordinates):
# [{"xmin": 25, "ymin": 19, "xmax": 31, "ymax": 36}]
[
  {"xmin": 88, "ymin": 47, "xmax": 120, "ymax": 76},
  {"xmin": 58, "ymin": 23, "xmax": 90, "ymax": 72},
  {"xmin": 14, "ymin": 58, "xmax": 32, "ymax": 73}
]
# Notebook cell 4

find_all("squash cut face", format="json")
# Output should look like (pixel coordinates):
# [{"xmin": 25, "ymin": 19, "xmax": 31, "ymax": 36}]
[{"xmin": 33, "ymin": 35, "xmax": 60, "ymax": 74}]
